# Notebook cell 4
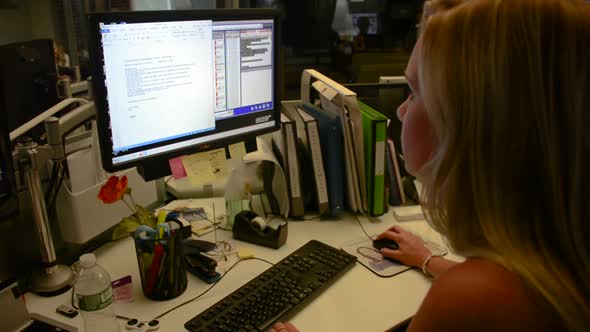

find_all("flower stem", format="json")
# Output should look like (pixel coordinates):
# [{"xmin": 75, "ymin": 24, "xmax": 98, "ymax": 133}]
[
  {"xmin": 121, "ymin": 197, "xmax": 135, "ymax": 214},
  {"xmin": 127, "ymin": 193, "xmax": 139, "ymax": 210}
]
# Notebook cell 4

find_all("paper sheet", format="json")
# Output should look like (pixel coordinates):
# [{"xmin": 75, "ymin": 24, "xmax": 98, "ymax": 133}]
[
  {"xmin": 229, "ymin": 142, "xmax": 247, "ymax": 160},
  {"xmin": 155, "ymin": 199, "xmax": 223, "ymax": 236},
  {"xmin": 182, "ymin": 148, "xmax": 228, "ymax": 186},
  {"xmin": 392, "ymin": 205, "xmax": 425, "ymax": 221}
]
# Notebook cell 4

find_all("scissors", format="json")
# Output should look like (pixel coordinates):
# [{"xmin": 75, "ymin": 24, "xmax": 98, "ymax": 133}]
[{"xmin": 135, "ymin": 224, "xmax": 171, "ymax": 243}]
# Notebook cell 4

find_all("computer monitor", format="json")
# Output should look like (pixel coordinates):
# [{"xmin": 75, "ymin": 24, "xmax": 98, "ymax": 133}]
[
  {"xmin": 351, "ymin": 13, "xmax": 379, "ymax": 36},
  {"xmin": 0, "ymin": 39, "xmax": 59, "ymax": 141},
  {"xmin": 87, "ymin": 9, "xmax": 281, "ymax": 180}
]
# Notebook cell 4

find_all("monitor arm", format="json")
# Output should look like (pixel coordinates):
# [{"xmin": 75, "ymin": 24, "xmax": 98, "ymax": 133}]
[{"xmin": 11, "ymin": 100, "xmax": 96, "ymax": 295}]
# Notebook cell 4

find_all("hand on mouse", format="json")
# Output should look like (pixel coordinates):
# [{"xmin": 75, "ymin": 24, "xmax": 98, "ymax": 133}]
[
  {"xmin": 375, "ymin": 225, "xmax": 431, "ymax": 268},
  {"xmin": 268, "ymin": 321, "xmax": 300, "ymax": 332}
]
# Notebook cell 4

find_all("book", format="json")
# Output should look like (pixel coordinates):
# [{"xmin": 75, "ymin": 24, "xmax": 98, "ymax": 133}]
[
  {"xmin": 281, "ymin": 101, "xmax": 316, "ymax": 213},
  {"xmin": 318, "ymin": 95, "xmax": 361, "ymax": 213},
  {"xmin": 387, "ymin": 138, "xmax": 406, "ymax": 205},
  {"xmin": 297, "ymin": 106, "xmax": 329, "ymax": 216},
  {"xmin": 311, "ymin": 79, "xmax": 366, "ymax": 213},
  {"xmin": 271, "ymin": 113, "xmax": 305, "ymax": 218},
  {"xmin": 359, "ymin": 101, "xmax": 388, "ymax": 216},
  {"xmin": 385, "ymin": 140, "xmax": 403, "ymax": 206},
  {"xmin": 299, "ymin": 103, "xmax": 345, "ymax": 216}
]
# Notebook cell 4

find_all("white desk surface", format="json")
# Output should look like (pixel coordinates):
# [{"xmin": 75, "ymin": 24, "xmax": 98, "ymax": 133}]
[{"xmin": 26, "ymin": 198, "xmax": 459, "ymax": 332}]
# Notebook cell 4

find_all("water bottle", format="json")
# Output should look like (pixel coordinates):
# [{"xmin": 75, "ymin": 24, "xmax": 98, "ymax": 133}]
[
  {"xmin": 225, "ymin": 183, "xmax": 252, "ymax": 228},
  {"xmin": 74, "ymin": 253, "xmax": 119, "ymax": 332}
]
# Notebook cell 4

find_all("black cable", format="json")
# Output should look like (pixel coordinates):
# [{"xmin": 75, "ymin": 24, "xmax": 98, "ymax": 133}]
[
  {"xmin": 152, "ymin": 257, "xmax": 274, "ymax": 321},
  {"xmin": 48, "ymin": 161, "xmax": 66, "ymax": 217},
  {"xmin": 353, "ymin": 213, "xmax": 374, "ymax": 242},
  {"xmin": 44, "ymin": 161, "xmax": 59, "ymax": 203},
  {"xmin": 70, "ymin": 257, "xmax": 275, "ymax": 322},
  {"xmin": 45, "ymin": 161, "xmax": 65, "ymax": 227},
  {"xmin": 352, "ymin": 215, "xmax": 416, "ymax": 278}
]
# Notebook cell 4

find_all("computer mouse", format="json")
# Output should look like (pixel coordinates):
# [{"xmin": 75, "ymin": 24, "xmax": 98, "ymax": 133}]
[{"xmin": 372, "ymin": 238, "xmax": 399, "ymax": 251}]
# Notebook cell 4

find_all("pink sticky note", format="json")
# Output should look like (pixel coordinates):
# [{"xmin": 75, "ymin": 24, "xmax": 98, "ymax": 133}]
[{"xmin": 169, "ymin": 156, "xmax": 187, "ymax": 179}]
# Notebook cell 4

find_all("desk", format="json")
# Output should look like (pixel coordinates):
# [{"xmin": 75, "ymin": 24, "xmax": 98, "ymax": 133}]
[{"xmin": 26, "ymin": 198, "xmax": 459, "ymax": 332}]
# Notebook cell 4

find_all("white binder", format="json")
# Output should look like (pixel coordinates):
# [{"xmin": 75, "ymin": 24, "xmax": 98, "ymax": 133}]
[
  {"xmin": 297, "ymin": 106, "xmax": 330, "ymax": 215},
  {"xmin": 300, "ymin": 69, "xmax": 367, "ymax": 213}
]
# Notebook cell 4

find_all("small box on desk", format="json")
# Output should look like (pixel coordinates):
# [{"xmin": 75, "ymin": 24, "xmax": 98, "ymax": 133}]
[{"xmin": 55, "ymin": 168, "xmax": 159, "ymax": 244}]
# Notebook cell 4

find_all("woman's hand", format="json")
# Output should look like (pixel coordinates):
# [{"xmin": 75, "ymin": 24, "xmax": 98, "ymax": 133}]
[
  {"xmin": 375, "ymin": 225, "xmax": 431, "ymax": 268},
  {"xmin": 269, "ymin": 322, "xmax": 300, "ymax": 332}
]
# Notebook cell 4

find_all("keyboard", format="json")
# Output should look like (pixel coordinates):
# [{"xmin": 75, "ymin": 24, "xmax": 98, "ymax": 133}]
[{"xmin": 184, "ymin": 240, "xmax": 357, "ymax": 332}]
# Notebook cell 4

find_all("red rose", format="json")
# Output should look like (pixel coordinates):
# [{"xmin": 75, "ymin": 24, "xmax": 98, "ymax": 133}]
[{"xmin": 97, "ymin": 175, "xmax": 128, "ymax": 203}]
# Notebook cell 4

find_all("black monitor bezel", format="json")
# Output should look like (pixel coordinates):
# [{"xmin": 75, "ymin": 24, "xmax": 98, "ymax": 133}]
[{"xmin": 88, "ymin": 9, "xmax": 281, "ymax": 174}]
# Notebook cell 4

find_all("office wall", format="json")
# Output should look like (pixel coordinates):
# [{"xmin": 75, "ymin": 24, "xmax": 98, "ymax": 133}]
[
  {"xmin": 0, "ymin": 0, "xmax": 56, "ymax": 46},
  {"xmin": 29, "ymin": 0, "xmax": 57, "ymax": 41},
  {"xmin": 0, "ymin": 1, "xmax": 32, "ymax": 45}
]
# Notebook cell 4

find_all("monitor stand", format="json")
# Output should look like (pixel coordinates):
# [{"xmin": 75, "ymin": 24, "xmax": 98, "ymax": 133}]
[{"xmin": 14, "ymin": 141, "xmax": 74, "ymax": 296}]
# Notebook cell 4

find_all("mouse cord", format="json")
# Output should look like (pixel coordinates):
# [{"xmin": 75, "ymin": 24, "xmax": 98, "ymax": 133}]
[
  {"xmin": 354, "ymin": 213, "xmax": 374, "ymax": 241},
  {"xmin": 151, "ymin": 256, "xmax": 275, "ymax": 321},
  {"xmin": 192, "ymin": 202, "xmax": 232, "ymax": 260},
  {"xmin": 71, "ymin": 257, "xmax": 275, "ymax": 322}
]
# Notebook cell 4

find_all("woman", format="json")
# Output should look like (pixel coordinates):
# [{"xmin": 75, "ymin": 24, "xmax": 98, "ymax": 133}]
[{"xmin": 271, "ymin": 0, "xmax": 590, "ymax": 331}]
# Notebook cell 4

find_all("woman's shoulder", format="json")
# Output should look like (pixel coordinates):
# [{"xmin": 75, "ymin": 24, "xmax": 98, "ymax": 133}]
[{"xmin": 408, "ymin": 258, "xmax": 560, "ymax": 332}]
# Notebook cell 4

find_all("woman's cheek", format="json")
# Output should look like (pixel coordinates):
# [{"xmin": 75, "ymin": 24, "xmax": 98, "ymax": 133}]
[{"xmin": 401, "ymin": 106, "xmax": 436, "ymax": 176}]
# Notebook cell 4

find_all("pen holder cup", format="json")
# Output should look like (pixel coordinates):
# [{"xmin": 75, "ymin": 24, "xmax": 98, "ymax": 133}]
[{"xmin": 133, "ymin": 230, "xmax": 187, "ymax": 300}]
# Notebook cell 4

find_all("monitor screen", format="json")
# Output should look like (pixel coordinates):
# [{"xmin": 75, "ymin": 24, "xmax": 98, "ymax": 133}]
[
  {"xmin": 351, "ymin": 13, "xmax": 378, "ymax": 36},
  {"xmin": 88, "ymin": 9, "xmax": 281, "ymax": 179}
]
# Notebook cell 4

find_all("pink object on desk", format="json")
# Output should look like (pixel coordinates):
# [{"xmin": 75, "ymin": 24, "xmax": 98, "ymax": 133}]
[
  {"xmin": 145, "ymin": 244, "xmax": 164, "ymax": 295},
  {"xmin": 169, "ymin": 156, "xmax": 187, "ymax": 179},
  {"xmin": 112, "ymin": 275, "xmax": 133, "ymax": 303}
]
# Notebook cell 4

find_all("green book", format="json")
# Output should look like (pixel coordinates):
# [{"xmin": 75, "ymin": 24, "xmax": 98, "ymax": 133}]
[{"xmin": 359, "ymin": 101, "xmax": 388, "ymax": 216}]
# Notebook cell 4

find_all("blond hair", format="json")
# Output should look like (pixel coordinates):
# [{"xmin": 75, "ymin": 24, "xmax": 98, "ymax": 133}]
[
  {"xmin": 419, "ymin": 0, "xmax": 464, "ymax": 31},
  {"xmin": 418, "ymin": 0, "xmax": 590, "ymax": 328}
]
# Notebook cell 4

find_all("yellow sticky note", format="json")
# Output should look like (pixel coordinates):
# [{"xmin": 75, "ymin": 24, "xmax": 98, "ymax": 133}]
[
  {"xmin": 208, "ymin": 148, "xmax": 228, "ymax": 179},
  {"xmin": 182, "ymin": 148, "xmax": 228, "ymax": 186},
  {"xmin": 229, "ymin": 142, "xmax": 247, "ymax": 160},
  {"xmin": 237, "ymin": 247, "xmax": 255, "ymax": 259}
]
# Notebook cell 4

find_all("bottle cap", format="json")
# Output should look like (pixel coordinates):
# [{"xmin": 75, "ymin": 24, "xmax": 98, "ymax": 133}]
[{"xmin": 79, "ymin": 253, "xmax": 96, "ymax": 268}]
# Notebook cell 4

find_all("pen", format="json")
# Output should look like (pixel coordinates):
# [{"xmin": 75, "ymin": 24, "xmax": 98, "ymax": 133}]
[
  {"xmin": 145, "ymin": 244, "xmax": 164, "ymax": 295},
  {"xmin": 169, "ymin": 231, "xmax": 175, "ymax": 285}
]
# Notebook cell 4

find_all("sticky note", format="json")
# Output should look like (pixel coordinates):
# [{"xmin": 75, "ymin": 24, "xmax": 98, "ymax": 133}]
[
  {"xmin": 237, "ymin": 247, "xmax": 255, "ymax": 259},
  {"xmin": 182, "ymin": 148, "xmax": 228, "ymax": 186},
  {"xmin": 169, "ymin": 156, "xmax": 187, "ymax": 179},
  {"xmin": 229, "ymin": 142, "xmax": 247, "ymax": 160}
]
